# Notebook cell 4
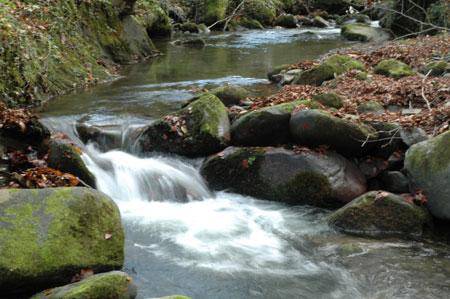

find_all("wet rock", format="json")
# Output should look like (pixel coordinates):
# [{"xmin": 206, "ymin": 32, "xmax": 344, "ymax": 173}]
[
  {"xmin": 290, "ymin": 109, "xmax": 378, "ymax": 157},
  {"xmin": 404, "ymin": 131, "xmax": 450, "ymax": 220},
  {"xmin": 328, "ymin": 191, "xmax": 431, "ymax": 238},
  {"xmin": 201, "ymin": 147, "xmax": 367, "ymax": 207},
  {"xmin": 358, "ymin": 157, "xmax": 388, "ymax": 179},
  {"xmin": 380, "ymin": 171, "xmax": 410, "ymax": 193},
  {"xmin": 336, "ymin": 14, "xmax": 371, "ymax": 25},
  {"xmin": 341, "ymin": 23, "xmax": 391, "ymax": 42},
  {"xmin": 296, "ymin": 16, "xmax": 314, "ymax": 26},
  {"xmin": 138, "ymin": 94, "xmax": 230, "ymax": 157},
  {"xmin": 295, "ymin": 55, "xmax": 365, "ymax": 86},
  {"xmin": 399, "ymin": 127, "xmax": 429, "ymax": 147},
  {"xmin": 374, "ymin": 59, "xmax": 415, "ymax": 79},
  {"xmin": 76, "ymin": 122, "xmax": 122, "ymax": 151},
  {"xmin": 275, "ymin": 14, "xmax": 298, "ymax": 28},
  {"xmin": 312, "ymin": 16, "xmax": 330, "ymax": 28},
  {"xmin": 267, "ymin": 64, "xmax": 290, "ymax": 82},
  {"xmin": 357, "ymin": 101, "xmax": 385, "ymax": 115},
  {"xmin": 367, "ymin": 121, "xmax": 403, "ymax": 158},
  {"xmin": 47, "ymin": 139, "xmax": 96, "ymax": 187},
  {"xmin": 210, "ymin": 85, "xmax": 249, "ymax": 106},
  {"xmin": 231, "ymin": 100, "xmax": 319, "ymax": 146},
  {"xmin": 312, "ymin": 93, "xmax": 344, "ymax": 109},
  {"xmin": 0, "ymin": 117, "xmax": 50, "ymax": 151},
  {"xmin": 197, "ymin": 23, "xmax": 211, "ymax": 34},
  {"xmin": 0, "ymin": 188, "xmax": 124, "ymax": 295},
  {"xmin": 31, "ymin": 271, "xmax": 136, "ymax": 299}
]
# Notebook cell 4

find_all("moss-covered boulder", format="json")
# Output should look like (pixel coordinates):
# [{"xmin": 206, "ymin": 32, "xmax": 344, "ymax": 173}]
[
  {"xmin": 341, "ymin": 23, "xmax": 391, "ymax": 42},
  {"xmin": 47, "ymin": 139, "xmax": 96, "ymax": 188},
  {"xmin": 312, "ymin": 16, "xmax": 330, "ymax": 28},
  {"xmin": 275, "ymin": 14, "xmax": 298, "ymax": 28},
  {"xmin": 0, "ymin": 187, "xmax": 124, "ymax": 295},
  {"xmin": 138, "ymin": 94, "xmax": 230, "ymax": 157},
  {"xmin": 295, "ymin": 55, "xmax": 365, "ymax": 86},
  {"xmin": 201, "ymin": 0, "xmax": 230, "ymax": 25},
  {"xmin": 242, "ymin": 0, "xmax": 277, "ymax": 25},
  {"xmin": 421, "ymin": 61, "xmax": 449, "ymax": 76},
  {"xmin": 231, "ymin": 100, "xmax": 318, "ymax": 146},
  {"xmin": 136, "ymin": 0, "xmax": 172, "ymax": 37},
  {"xmin": 31, "ymin": 271, "xmax": 136, "ymax": 299},
  {"xmin": 404, "ymin": 131, "xmax": 450, "ymax": 220},
  {"xmin": 328, "ymin": 191, "xmax": 431, "ymax": 238},
  {"xmin": 312, "ymin": 93, "xmax": 344, "ymax": 109},
  {"xmin": 374, "ymin": 59, "xmax": 415, "ymax": 79},
  {"xmin": 201, "ymin": 147, "xmax": 367, "ymax": 207},
  {"xmin": 290, "ymin": 109, "xmax": 378, "ymax": 157},
  {"xmin": 210, "ymin": 85, "xmax": 249, "ymax": 106}
]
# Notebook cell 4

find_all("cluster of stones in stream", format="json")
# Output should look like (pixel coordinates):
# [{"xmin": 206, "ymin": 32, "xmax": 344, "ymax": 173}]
[{"xmin": 0, "ymin": 114, "xmax": 193, "ymax": 298}]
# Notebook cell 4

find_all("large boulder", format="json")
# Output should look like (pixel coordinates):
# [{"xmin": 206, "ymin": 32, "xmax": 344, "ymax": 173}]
[
  {"xmin": 242, "ymin": 0, "xmax": 277, "ymax": 25},
  {"xmin": 404, "ymin": 131, "xmax": 450, "ymax": 220},
  {"xmin": 328, "ymin": 191, "xmax": 431, "ymax": 238},
  {"xmin": 201, "ymin": 147, "xmax": 367, "ymax": 207},
  {"xmin": 341, "ymin": 23, "xmax": 391, "ymax": 42},
  {"xmin": 295, "ymin": 55, "xmax": 365, "ymax": 86},
  {"xmin": 290, "ymin": 109, "xmax": 378, "ymax": 157},
  {"xmin": 0, "ymin": 188, "xmax": 124, "ymax": 295},
  {"xmin": 47, "ymin": 139, "xmax": 96, "ymax": 188},
  {"xmin": 138, "ymin": 94, "xmax": 230, "ymax": 157},
  {"xmin": 231, "ymin": 100, "xmax": 320, "ymax": 146},
  {"xmin": 374, "ymin": 59, "xmax": 415, "ymax": 79},
  {"xmin": 31, "ymin": 271, "xmax": 137, "ymax": 299}
]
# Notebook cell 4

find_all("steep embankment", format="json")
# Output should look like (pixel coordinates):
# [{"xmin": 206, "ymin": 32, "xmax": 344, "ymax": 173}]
[{"xmin": 0, "ymin": 0, "xmax": 169, "ymax": 107}]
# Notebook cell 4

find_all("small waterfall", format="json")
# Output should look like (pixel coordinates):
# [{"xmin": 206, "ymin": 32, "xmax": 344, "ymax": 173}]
[{"xmin": 83, "ymin": 144, "xmax": 212, "ymax": 203}]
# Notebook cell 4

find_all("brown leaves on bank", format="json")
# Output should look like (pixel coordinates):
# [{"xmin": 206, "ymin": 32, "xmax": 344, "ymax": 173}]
[
  {"xmin": 0, "ymin": 104, "xmax": 34, "ymax": 133},
  {"xmin": 10, "ymin": 167, "xmax": 80, "ymax": 189}
]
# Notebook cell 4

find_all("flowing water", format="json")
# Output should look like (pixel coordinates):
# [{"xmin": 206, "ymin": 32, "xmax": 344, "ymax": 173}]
[{"xmin": 41, "ymin": 28, "xmax": 450, "ymax": 299}]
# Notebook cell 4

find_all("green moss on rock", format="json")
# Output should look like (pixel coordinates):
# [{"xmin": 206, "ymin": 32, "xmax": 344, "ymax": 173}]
[
  {"xmin": 0, "ymin": 188, "xmax": 124, "ymax": 295},
  {"xmin": 328, "ymin": 191, "xmax": 431, "ymax": 238},
  {"xmin": 210, "ymin": 85, "xmax": 249, "ymax": 106},
  {"xmin": 138, "ymin": 93, "xmax": 230, "ymax": 157},
  {"xmin": 31, "ymin": 271, "xmax": 136, "ymax": 299},
  {"xmin": 405, "ymin": 130, "xmax": 450, "ymax": 220},
  {"xmin": 312, "ymin": 93, "xmax": 344, "ymax": 109},
  {"xmin": 296, "ymin": 55, "xmax": 365, "ymax": 86},
  {"xmin": 374, "ymin": 59, "xmax": 415, "ymax": 78}
]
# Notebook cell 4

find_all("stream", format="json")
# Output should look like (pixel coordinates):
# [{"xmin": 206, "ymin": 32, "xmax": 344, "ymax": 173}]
[{"xmin": 41, "ymin": 28, "xmax": 450, "ymax": 299}]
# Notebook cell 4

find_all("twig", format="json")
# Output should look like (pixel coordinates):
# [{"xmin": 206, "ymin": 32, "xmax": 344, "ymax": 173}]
[
  {"xmin": 421, "ymin": 70, "xmax": 432, "ymax": 112},
  {"xmin": 207, "ymin": 0, "xmax": 246, "ymax": 30}
]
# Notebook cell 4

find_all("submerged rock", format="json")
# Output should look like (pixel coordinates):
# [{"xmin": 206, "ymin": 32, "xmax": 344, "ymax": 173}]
[
  {"xmin": 404, "ymin": 131, "xmax": 450, "ymax": 220},
  {"xmin": 290, "ymin": 109, "xmax": 378, "ymax": 157},
  {"xmin": 312, "ymin": 16, "xmax": 330, "ymax": 28},
  {"xmin": 341, "ymin": 23, "xmax": 391, "ymax": 42},
  {"xmin": 0, "ymin": 188, "xmax": 124, "ymax": 295},
  {"xmin": 31, "ymin": 271, "xmax": 136, "ymax": 299},
  {"xmin": 295, "ymin": 55, "xmax": 365, "ymax": 86},
  {"xmin": 328, "ymin": 191, "xmax": 430, "ymax": 238},
  {"xmin": 47, "ymin": 139, "xmax": 96, "ymax": 187},
  {"xmin": 201, "ymin": 147, "xmax": 367, "ymax": 207},
  {"xmin": 138, "ymin": 94, "xmax": 230, "ymax": 157},
  {"xmin": 231, "ymin": 100, "xmax": 318, "ymax": 146},
  {"xmin": 210, "ymin": 85, "xmax": 249, "ymax": 106},
  {"xmin": 374, "ymin": 59, "xmax": 415, "ymax": 78},
  {"xmin": 76, "ymin": 122, "xmax": 123, "ymax": 151}
]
